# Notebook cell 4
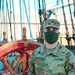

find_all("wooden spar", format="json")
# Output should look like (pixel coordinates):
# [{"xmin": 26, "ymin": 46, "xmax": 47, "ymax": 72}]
[{"xmin": 47, "ymin": 2, "xmax": 73, "ymax": 11}]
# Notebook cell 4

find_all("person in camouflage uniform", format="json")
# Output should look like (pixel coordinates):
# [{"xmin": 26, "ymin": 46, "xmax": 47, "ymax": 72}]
[{"xmin": 28, "ymin": 19, "xmax": 75, "ymax": 75}]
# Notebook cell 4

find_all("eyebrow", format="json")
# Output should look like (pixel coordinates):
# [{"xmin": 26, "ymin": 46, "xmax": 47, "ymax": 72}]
[{"xmin": 46, "ymin": 27, "xmax": 58, "ymax": 30}]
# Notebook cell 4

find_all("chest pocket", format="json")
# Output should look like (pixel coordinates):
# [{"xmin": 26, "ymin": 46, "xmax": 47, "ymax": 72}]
[
  {"xmin": 35, "ymin": 55, "xmax": 45, "ymax": 68},
  {"xmin": 34, "ymin": 55, "xmax": 45, "ymax": 75},
  {"xmin": 45, "ymin": 56, "xmax": 66, "ymax": 75}
]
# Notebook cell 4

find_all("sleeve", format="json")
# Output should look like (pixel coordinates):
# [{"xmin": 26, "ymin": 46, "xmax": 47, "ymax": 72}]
[
  {"xmin": 28, "ymin": 52, "xmax": 35, "ymax": 75},
  {"xmin": 65, "ymin": 51, "xmax": 75, "ymax": 75}
]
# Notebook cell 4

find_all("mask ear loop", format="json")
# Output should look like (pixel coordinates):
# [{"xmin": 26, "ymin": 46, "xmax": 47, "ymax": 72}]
[
  {"xmin": 58, "ymin": 29, "xmax": 61, "ymax": 44},
  {"xmin": 58, "ymin": 32, "xmax": 60, "ymax": 37}
]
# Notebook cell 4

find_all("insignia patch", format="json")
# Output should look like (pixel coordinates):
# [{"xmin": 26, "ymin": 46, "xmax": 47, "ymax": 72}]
[{"xmin": 54, "ymin": 57, "xmax": 63, "ymax": 61}]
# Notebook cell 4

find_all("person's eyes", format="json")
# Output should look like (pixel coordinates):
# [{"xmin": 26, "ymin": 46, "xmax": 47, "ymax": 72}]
[
  {"xmin": 53, "ymin": 29, "xmax": 58, "ymax": 33},
  {"xmin": 46, "ymin": 28, "xmax": 58, "ymax": 32},
  {"xmin": 53, "ymin": 28, "xmax": 57, "ymax": 31},
  {"xmin": 46, "ymin": 28, "xmax": 50, "ymax": 31}
]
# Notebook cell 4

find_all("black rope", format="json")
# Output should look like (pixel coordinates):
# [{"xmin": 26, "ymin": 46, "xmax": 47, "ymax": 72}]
[
  {"xmin": 68, "ymin": 0, "xmax": 75, "ymax": 45},
  {"xmin": 9, "ymin": 0, "xmax": 13, "ymax": 41},
  {"xmin": 0, "ymin": 0, "xmax": 1, "ymax": 11},
  {"xmin": 61, "ymin": 0, "xmax": 71, "ymax": 46},
  {"xmin": 6, "ymin": 0, "xmax": 13, "ymax": 41},
  {"xmin": 68, "ymin": 0, "xmax": 74, "ymax": 30},
  {"xmin": 37, "ymin": 0, "xmax": 45, "ymax": 43},
  {"xmin": 12, "ymin": 0, "xmax": 16, "ymax": 40},
  {"xmin": 74, "ymin": 0, "xmax": 75, "ymax": 17},
  {"xmin": 38, "ymin": 0, "xmax": 42, "ymax": 25},
  {"xmin": 72, "ymin": 0, "xmax": 75, "ymax": 43}
]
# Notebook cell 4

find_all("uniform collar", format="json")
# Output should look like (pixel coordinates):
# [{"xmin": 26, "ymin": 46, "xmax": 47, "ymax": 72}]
[{"xmin": 41, "ymin": 42, "xmax": 62, "ymax": 56}]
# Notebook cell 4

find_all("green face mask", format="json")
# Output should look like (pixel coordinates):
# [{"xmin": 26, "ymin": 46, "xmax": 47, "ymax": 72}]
[{"xmin": 45, "ymin": 31, "xmax": 59, "ymax": 44}]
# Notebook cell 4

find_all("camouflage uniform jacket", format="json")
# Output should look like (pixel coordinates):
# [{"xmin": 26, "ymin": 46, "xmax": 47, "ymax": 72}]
[{"xmin": 28, "ymin": 43, "xmax": 75, "ymax": 75}]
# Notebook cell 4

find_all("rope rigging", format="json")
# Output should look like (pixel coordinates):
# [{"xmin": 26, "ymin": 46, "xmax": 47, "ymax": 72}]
[
  {"xmin": 12, "ymin": 0, "xmax": 16, "ymax": 40},
  {"xmin": 37, "ymin": 0, "xmax": 56, "ymax": 43},
  {"xmin": 0, "ymin": 0, "xmax": 1, "ymax": 11},
  {"xmin": 9, "ymin": 0, "xmax": 13, "ymax": 41},
  {"xmin": 19, "ymin": 0, "xmax": 23, "ymax": 39},
  {"xmin": 23, "ymin": 0, "xmax": 33, "ymax": 40},
  {"xmin": 0, "ymin": 0, "xmax": 74, "ymax": 45},
  {"xmin": 61, "ymin": 0, "xmax": 71, "ymax": 46},
  {"xmin": 6, "ymin": 0, "xmax": 13, "ymax": 41},
  {"xmin": 34, "ymin": 0, "xmax": 39, "ymax": 38},
  {"xmin": 0, "ymin": 0, "xmax": 2, "ymax": 41},
  {"xmin": 72, "ymin": 0, "xmax": 75, "ymax": 45},
  {"xmin": 74, "ymin": 0, "xmax": 75, "ymax": 17},
  {"xmin": 2, "ymin": 0, "xmax": 8, "ymax": 42},
  {"xmin": 68, "ymin": 0, "xmax": 75, "ymax": 45},
  {"xmin": 68, "ymin": 0, "xmax": 74, "ymax": 30},
  {"xmin": 37, "ymin": 0, "xmax": 46, "ymax": 43}
]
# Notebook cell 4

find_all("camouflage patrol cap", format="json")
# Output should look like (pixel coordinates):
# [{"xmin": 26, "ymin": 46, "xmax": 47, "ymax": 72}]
[{"xmin": 44, "ymin": 19, "xmax": 60, "ymax": 29}]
